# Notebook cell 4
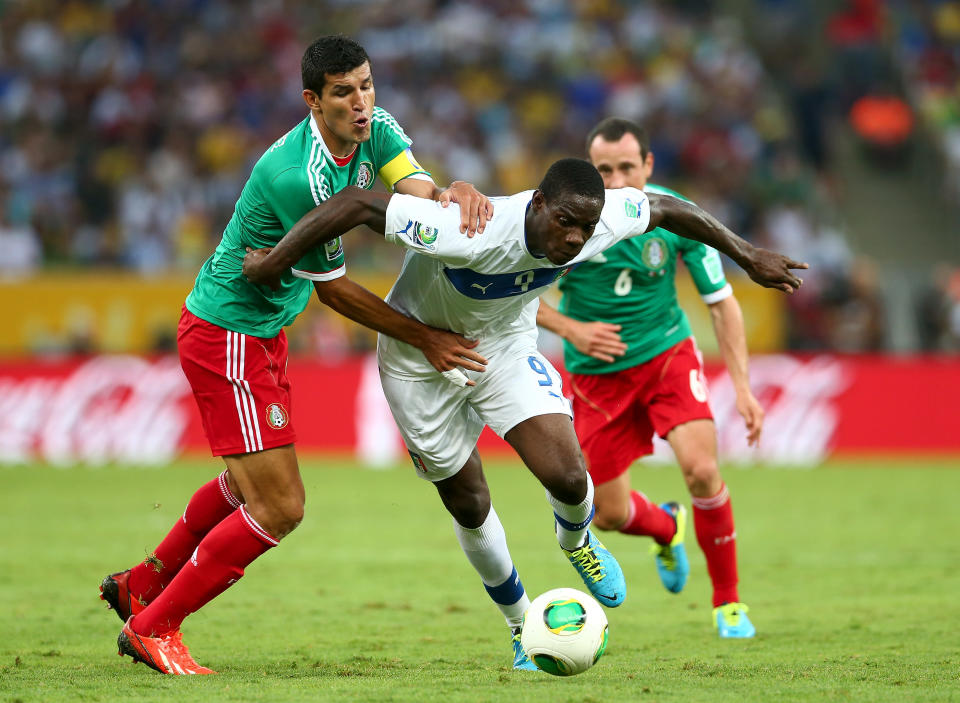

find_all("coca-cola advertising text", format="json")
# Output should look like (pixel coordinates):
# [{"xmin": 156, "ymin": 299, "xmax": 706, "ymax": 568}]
[{"xmin": 0, "ymin": 354, "xmax": 956, "ymax": 467}]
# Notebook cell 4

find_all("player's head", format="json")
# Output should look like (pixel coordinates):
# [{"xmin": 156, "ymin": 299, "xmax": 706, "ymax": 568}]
[
  {"xmin": 301, "ymin": 35, "xmax": 375, "ymax": 154},
  {"xmin": 586, "ymin": 117, "xmax": 654, "ymax": 190},
  {"xmin": 528, "ymin": 158, "xmax": 605, "ymax": 265}
]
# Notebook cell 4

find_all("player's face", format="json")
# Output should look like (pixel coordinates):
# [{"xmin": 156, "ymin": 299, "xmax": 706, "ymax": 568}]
[
  {"xmin": 588, "ymin": 133, "xmax": 654, "ymax": 190},
  {"xmin": 304, "ymin": 61, "xmax": 375, "ymax": 156},
  {"xmin": 531, "ymin": 191, "xmax": 603, "ymax": 265}
]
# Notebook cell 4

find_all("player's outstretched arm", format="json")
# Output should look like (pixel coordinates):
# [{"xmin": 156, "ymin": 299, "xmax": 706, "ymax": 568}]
[
  {"xmin": 536, "ymin": 300, "xmax": 626, "ymax": 363},
  {"xmin": 243, "ymin": 187, "xmax": 392, "ymax": 288},
  {"xmin": 646, "ymin": 193, "xmax": 809, "ymax": 293}
]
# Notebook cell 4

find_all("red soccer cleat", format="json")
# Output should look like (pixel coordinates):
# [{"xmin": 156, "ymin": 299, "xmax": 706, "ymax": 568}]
[
  {"xmin": 99, "ymin": 570, "xmax": 146, "ymax": 623},
  {"xmin": 117, "ymin": 617, "xmax": 216, "ymax": 675}
]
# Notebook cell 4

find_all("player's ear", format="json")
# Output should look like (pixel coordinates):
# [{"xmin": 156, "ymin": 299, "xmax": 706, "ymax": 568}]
[
  {"xmin": 302, "ymin": 89, "xmax": 321, "ymax": 111},
  {"xmin": 644, "ymin": 151, "xmax": 655, "ymax": 179},
  {"xmin": 531, "ymin": 190, "xmax": 545, "ymax": 212}
]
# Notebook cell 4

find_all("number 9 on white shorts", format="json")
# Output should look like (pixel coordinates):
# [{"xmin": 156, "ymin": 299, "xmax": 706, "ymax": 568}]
[{"xmin": 379, "ymin": 346, "xmax": 571, "ymax": 481}]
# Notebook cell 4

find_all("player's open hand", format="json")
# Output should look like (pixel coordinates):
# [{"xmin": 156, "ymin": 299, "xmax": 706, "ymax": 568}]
[
  {"xmin": 439, "ymin": 181, "xmax": 494, "ymax": 238},
  {"xmin": 243, "ymin": 246, "xmax": 281, "ymax": 290},
  {"xmin": 743, "ymin": 248, "xmax": 808, "ymax": 293},
  {"xmin": 418, "ymin": 327, "xmax": 488, "ymax": 387},
  {"xmin": 567, "ymin": 319, "xmax": 627, "ymax": 363},
  {"xmin": 736, "ymin": 390, "xmax": 764, "ymax": 447}
]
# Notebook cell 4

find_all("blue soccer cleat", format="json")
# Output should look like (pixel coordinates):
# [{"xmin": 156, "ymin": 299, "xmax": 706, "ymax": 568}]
[
  {"xmin": 511, "ymin": 632, "xmax": 539, "ymax": 671},
  {"xmin": 714, "ymin": 602, "xmax": 756, "ymax": 638},
  {"xmin": 562, "ymin": 530, "xmax": 626, "ymax": 607},
  {"xmin": 650, "ymin": 502, "xmax": 690, "ymax": 594}
]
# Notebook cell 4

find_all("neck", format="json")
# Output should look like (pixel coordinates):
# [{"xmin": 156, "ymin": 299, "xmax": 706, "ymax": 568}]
[{"xmin": 312, "ymin": 110, "xmax": 356, "ymax": 158}]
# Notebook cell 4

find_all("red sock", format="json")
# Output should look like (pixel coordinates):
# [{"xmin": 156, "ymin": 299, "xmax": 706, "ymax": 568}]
[
  {"xmin": 692, "ymin": 483, "xmax": 739, "ymax": 607},
  {"xmin": 128, "ymin": 471, "xmax": 241, "ymax": 602},
  {"xmin": 619, "ymin": 491, "xmax": 676, "ymax": 545},
  {"xmin": 131, "ymin": 506, "xmax": 276, "ymax": 636}
]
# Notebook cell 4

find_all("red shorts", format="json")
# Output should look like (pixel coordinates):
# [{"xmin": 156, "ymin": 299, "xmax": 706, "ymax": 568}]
[
  {"xmin": 570, "ymin": 337, "xmax": 713, "ymax": 485},
  {"xmin": 178, "ymin": 306, "xmax": 297, "ymax": 456}
]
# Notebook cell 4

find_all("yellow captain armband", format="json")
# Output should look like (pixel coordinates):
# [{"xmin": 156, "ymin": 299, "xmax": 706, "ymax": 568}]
[{"xmin": 379, "ymin": 148, "xmax": 432, "ymax": 191}]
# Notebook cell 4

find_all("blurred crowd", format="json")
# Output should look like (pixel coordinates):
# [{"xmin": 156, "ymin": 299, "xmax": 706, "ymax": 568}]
[{"xmin": 0, "ymin": 0, "xmax": 958, "ymax": 352}]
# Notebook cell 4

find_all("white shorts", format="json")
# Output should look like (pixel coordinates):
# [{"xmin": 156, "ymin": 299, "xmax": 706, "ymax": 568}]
[{"xmin": 379, "ymin": 340, "xmax": 571, "ymax": 482}]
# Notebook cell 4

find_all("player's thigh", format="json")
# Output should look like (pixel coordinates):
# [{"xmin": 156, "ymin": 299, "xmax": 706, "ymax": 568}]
[
  {"xmin": 570, "ymin": 371, "xmax": 655, "ymax": 485},
  {"xmin": 379, "ymin": 371, "xmax": 484, "ymax": 482},
  {"xmin": 471, "ymin": 347, "xmax": 571, "ymax": 440},
  {"xmin": 647, "ymin": 338, "xmax": 714, "ymax": 443},
  {"xmin": 178, "ymin": 308, "xmax": 297, "ymax": 456}
]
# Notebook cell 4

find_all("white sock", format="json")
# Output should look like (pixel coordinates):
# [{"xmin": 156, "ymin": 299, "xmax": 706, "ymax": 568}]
[
  {"xmin": 454, "ymin": 506, "xmax": 529, "ymax": 628},
  {"xmin": 546, "ymin": 472, "xmax": 595, "ymax": 551}
]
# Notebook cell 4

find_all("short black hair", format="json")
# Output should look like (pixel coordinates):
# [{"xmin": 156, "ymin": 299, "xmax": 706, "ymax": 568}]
[
  {"xmin": 538, "ymin": 158, "xmax": 605, "ymax": 204},
  {"xmin": 586, "ymin": 117, "xmax": 650, "ymax": 158},
  {"xmin": 301, "ymin": 35, "xmax": 370, "ymax": 96}
]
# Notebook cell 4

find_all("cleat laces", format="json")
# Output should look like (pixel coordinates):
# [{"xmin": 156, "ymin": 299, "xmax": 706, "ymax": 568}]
[
  {"xmin": 651, "ymin": 542, "xmax": 676, "ymax": 570},
  {"xmin": 568, "ymin": 544, "xmax": 605, "ymax": 583}
]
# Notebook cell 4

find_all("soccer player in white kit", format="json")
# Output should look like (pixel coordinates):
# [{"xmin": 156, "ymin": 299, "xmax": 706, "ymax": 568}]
[{"xmin": 243, "ymin": 158, "xmax": 807, "ymax": 669}]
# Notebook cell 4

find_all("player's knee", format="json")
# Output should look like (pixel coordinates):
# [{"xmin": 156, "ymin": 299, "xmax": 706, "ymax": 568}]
[
  {"xmin": 547, "ymin": 467, "xmax": 588, "ymax": 507},
  {"xmin": 682, "ymin": 458, "xmax": 720, "ymax": 496},
  {"xmin": 449, "ymin": 490, "xmax": 491, "ymax": 529},
  {"xmin": 592, "ymin": 498, "xmax": 627, "ymax": 532},
  {"xmin": 248, "ymin": 496, "xmax": 304, "ymax": 540}
]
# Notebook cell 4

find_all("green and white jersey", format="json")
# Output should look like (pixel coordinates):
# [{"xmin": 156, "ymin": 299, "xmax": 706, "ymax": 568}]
[
  {"xmin": 557, "ymin": 183, "xmax": 732, "ymax": 375},
  {"xmin": 185, "ymin": 107, "xmax": 430, "ymax": 338}
]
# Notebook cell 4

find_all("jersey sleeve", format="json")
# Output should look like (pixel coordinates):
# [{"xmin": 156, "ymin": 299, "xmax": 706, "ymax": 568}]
[
  {"xmin": 680, "ymin": 241, "xmax": 731, "ymax": 303},
  {"xmin": 383, "ymin": 193, "xmax": 476, "ymax": 266},
  {"xmin": 601, "ymin": 187, "xmax": 651, "ymax": 243},
  {"xmin": 372, "ymin": 108, "xmax": 432, "ymax": 191},
  {"xmin": 266, "ymin": 165, "xmax": 347, "ymax": 282}
]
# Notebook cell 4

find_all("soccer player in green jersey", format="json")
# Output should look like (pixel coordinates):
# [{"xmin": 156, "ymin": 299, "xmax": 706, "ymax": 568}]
[
  {"xmin": 100, "ymin": 35, "xmax": 494, "ymax": 675},
  {"xmin": 537, "ymin": 118, "xmax": 765, "ymax": 638}
]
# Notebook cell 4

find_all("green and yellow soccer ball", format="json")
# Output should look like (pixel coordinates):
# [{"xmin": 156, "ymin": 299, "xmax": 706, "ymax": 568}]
[{"xmin": 520, "ymin": 588, "xmax": 609, "ymax": 676}]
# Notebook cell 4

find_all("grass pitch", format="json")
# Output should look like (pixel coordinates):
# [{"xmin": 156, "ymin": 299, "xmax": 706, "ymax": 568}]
[{"xmin": 1, "ymin": 457, "xmax": 959, "ymax": 702}]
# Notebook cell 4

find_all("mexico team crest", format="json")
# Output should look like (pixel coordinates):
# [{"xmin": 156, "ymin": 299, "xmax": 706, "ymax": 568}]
[
  {"xmin": 642, "ymin": 237, "xmax": 667, "ymax": 271},
  {"xmin": 265, "ymin": 403, "xmax": 289, "ymax": 429},
  {"xmin": 356, "ymin": 161, "xmax": 374, "ymax": 189}
]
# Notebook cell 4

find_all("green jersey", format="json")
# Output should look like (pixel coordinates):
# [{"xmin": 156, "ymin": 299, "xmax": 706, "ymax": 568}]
[
  {"xmin": 185, "ymin": 107, "xmax": 429, "ymax": 337},
  {"xmin": 557, "ymin": 183, "xmax": 732, "ymax": 375}
]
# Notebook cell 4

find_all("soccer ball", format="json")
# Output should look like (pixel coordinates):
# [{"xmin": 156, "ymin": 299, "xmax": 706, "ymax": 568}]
[{"xmin": 520, "ymin": 587, "xmax": 609, "ymax": 676}]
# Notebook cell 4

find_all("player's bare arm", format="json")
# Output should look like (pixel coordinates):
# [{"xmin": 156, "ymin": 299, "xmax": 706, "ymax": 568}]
[
  {"xmin": 646, "ymin": 192, "xmax": 809, "ymax": 293},
  {"xmin": 243, "ymin": 186, "xmax": 392, "ymax": 287},
  {"xmin": 536, "ymin": 300, "xmax": 626, "ymax": 363},
  {"xmin": 313, "ymin": 277, "xmax": 487, "ymax": 381},
  {"xmin": 708, "ymin": 295, "xmax": 764, "ymax": 446},
  {"xmin": 395, "ymin": 177, "xmax": 493, "ymax": 236}
]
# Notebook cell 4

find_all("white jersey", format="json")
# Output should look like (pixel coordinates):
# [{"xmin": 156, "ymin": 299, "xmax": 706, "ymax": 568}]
[{"xmin": 377, "ymin": 187, "xmax": 651, "ymax": 379}]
